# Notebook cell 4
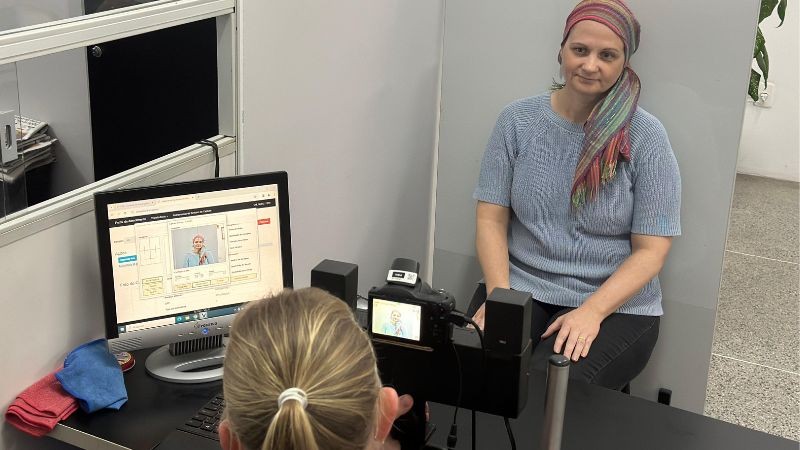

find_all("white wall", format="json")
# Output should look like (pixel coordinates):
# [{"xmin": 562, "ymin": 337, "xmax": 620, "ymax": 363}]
[
  {"xmin": 0, "ymin": 155, "xmax": 235, "ymax": 450},
  {"xmin": 432, "ymin": 0, "xmax": 759, "ymax": 413},
  {"xmin": 239, "ymin": 0, "xmax": 443, "ymax": 295},
  {"xmin": 737, "ymin": 8, "xmax": 800, "ymax": 182}
]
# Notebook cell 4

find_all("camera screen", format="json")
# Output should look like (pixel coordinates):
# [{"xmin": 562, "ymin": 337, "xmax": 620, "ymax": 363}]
[{"xmin": 371, "ymin": 298, "xmax": 422, "ymax": 342}]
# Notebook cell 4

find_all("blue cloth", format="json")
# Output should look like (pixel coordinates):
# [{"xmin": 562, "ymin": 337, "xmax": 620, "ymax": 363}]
[
  {"xmin": 474, "ymin": 92, "xmax": 681, "ymax": 316},
  {"xmin": 55, "ymin": 339, "xmax": 127, "ymax": 413}
]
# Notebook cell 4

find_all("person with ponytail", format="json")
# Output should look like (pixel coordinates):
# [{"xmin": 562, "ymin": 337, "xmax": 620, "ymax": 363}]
[
  {"xmin": 219, "ymin": 288, "xmax": 411, "ymax": 450},
  {"xmin": 471, "ymin": 0, "xmax": 680, "ymax": 390}
]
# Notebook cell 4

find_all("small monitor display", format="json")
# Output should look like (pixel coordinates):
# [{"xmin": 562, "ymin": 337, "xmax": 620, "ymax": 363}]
[
  {"xmin": 95, "ymin": 173, "xmax": 292, "ymax": 345},
  {"xmin": 371, "ymin": 298, "xmax": 422, "ymax": 342}
]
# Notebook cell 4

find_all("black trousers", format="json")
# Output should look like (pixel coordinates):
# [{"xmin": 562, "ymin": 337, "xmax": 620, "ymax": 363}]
[{"xmin": 467, "ymin": 284, "xmax": 659, "ymax": 390}]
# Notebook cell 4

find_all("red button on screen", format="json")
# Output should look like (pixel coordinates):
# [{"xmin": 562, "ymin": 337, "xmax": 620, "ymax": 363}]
[{"xmin": 258, "ymin": 218, "xmax": 271, "ymax": 225}]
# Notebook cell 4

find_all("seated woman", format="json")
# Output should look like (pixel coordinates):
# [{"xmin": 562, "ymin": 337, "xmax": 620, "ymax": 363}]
[
  {"xmin": 219, "ymin": 287, "xmax": 411, "ymax": 450},
  {"xmin": 472, "ymin": 0, "xmax": 681, "ymax": 390},
  {"xmin": 184, "ymin": 233, "xmax": 216, "ymax": 267}
]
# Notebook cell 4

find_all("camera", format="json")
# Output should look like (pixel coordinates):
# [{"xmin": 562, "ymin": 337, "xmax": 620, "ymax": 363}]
[
  {"xmin": 364, "ymin": 258, "xmax": 532, "ymax": 449},
  {"xmin": 367, "ymin": 258, "xmax": 456, "ymax": 350}
]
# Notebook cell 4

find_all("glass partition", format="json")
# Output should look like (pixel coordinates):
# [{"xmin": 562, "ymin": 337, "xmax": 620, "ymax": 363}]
[
  {"xmin": 0, "ymin": 1, "xmax": 165, "ymax": 34},
  {"xmin": 0, "ymin": 1, "xmax": 237, "ymax": 233},
  {"xmin": 0, "ymin": 61, "xmax": 26, "ymax": 219}
]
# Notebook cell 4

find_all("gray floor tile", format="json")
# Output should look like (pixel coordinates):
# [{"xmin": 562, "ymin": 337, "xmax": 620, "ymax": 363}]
[
  {"xmin": 705, "ymin": 354, "xmax": 799, "ymax": 442},
  {"xmin": 713, "ymin": 251, "xmax": 800, "ymax": 372},
  {"xmin": 726, "ymin": 174, "xmax": 799, "ymax": 263}
]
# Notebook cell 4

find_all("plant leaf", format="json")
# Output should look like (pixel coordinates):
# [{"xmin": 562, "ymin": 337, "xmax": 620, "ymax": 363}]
[
  {"xmin": 777, "ymin": 0, "xmax": 787, "ymax": 26},
  {"xmin": 756, "ymin": 50, "xmax": 768, "ymax": 87},
  {"xmin": 754, "ymin": 27, "xmax": 765, "ymax": 58},
  {"xmin": 759, "ymin": 0, "xmax": 780, "ymax": 23},
  {"xmin": 748, "ymin": 69, "xmax": 761, "ymax": 102}
]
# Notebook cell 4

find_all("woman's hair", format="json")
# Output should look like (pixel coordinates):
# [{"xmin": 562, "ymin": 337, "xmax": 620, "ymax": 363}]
[
  {"xmin": 193, "ymin": 234, "xmax": 205, "ymax": 243},
  {"xmin": 223, "ymin": 287, "xmax": 381, "ymax": 450}
]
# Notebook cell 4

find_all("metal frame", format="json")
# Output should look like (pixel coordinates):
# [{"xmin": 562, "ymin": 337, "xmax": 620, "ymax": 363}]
[
  {"xmin": 0, "ymin": 136, "xmax": 236, "ymax": 247},
  {"xmin": 0, "ymin": 0, "xmax": 235, "ymax": 66}
]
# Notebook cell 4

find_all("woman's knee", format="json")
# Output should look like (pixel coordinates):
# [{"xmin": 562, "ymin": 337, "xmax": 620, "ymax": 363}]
[
  {"xmin": 530, "ymin": 316, "xmax": 660, "ymax": 390},
  {"xmin": 582, "ymin": 317, "xmax": 660, "ymax": 389}
]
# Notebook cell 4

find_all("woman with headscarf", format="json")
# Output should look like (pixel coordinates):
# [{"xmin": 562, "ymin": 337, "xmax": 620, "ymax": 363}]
[
  {"xmin": 184, "ymin": 233, "xmax": 216, "ymax": 268},
  {"xmin": 471, "ymin": 0, "xmax": 681, "ymax": 390}
]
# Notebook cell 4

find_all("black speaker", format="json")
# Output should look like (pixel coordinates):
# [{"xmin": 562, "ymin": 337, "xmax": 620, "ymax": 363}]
[
  {"xmin": 484, "ymin": 288, "xmax": 532, "ymax": 355},
  {"xmin": 310, "ymin": 260, "xmax": 358, "ymax": 309}
]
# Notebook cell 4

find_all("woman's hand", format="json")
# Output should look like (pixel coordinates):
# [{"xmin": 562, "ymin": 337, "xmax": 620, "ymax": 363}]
[
  {"xmin": 471, "ymin": 303, "xmax": 486, "ymax": 330},
  {"xmin": 541, "ymin": 305, "xmax": 604, "ymax": 361}
]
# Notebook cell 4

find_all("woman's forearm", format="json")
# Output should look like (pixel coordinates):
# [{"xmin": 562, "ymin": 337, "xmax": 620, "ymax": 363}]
[
  {"xmin": 475, "ymin": 202, "xmax": 511, "ymax": 295},
  {"xmin": 582, "ymin": 234, "xmax": 673, "ymax": 318}
]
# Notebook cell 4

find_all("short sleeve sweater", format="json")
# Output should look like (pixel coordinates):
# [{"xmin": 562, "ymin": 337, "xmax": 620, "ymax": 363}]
[{"xmin": 473, "ymin": 92, "xmax": 681, "ymax": 316}]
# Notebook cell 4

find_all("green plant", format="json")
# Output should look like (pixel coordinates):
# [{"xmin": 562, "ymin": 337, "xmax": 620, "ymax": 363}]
[{"xmin": 749, "ymin": 0, "xmax": 788, "ymax": 101}]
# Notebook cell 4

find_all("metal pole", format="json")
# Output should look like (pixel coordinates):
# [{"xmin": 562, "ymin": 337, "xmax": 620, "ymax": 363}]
[{"xmin": 541, "ymin": 354, "xmax": 570, "ymax": 450}]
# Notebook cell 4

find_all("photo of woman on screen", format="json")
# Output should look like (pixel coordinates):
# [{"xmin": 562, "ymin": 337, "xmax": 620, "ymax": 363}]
[{"xmin": 184, "ymin": 233, "xmax": 216, "ymax": 267}]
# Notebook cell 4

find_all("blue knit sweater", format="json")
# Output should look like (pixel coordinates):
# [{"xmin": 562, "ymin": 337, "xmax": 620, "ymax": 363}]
[{"xmin": 474, "ymin": 92, "xmax": 681, "ymax": 316}]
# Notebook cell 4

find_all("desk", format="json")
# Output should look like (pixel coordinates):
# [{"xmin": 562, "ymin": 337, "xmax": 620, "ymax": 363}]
[
  {"xmin": 48, "ymin": 347, "xmax": 796, "ymax": 450},
  {"xmin": 51, "ymin": 347, "xmax": 221, "ymax": 450},
  {"xmin": 427, "ymin": 370, "xmax": 797, "ymax": 450}
]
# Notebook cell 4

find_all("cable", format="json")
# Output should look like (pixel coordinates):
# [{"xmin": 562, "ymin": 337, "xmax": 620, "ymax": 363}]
[
  {"xmin": 504, "ymin": 417, "xmax": 517, "ymax": 450},
  {"xmin": 456, "ymin": 312, "xmax": 517, "ymax": 450},
  {"xmin": 471, "ymin": 410, "xmax": 477, "ymax": 450},
  {"xmin": 444, "ymin": 310, "xmax": 485, "ymax": 351},
  {"xmin": 451, "ymin": 341, "xmax": 463, "ymax": 423},
  {"xmin": 445, "ymin": 310, "xmax": 486, "ymax": 450},
  {"xmin": 462, "ymin": 316, "xmax": 484, "ymax": 351},
  {"xmin": 197, "ymin": 139, "xmax": 220, "ymax": 178},
  {"xmin": 468, "ymin": 316, "xmax": 484, "ymax": 450},
  {"xmin": 446, "ymin": 341, "xmax": 463, "ymax": 449}
]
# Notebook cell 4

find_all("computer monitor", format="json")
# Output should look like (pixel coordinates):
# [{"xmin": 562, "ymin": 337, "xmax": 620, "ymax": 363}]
[{"xmin": 94, "ymin": 172, "xmax": 292, "ymax": 383}]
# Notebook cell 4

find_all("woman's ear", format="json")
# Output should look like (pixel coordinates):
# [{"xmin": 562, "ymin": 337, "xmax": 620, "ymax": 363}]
[
  {"xmin": 219, "ymin": 419, "xmax": 241, "ymax": 450},
  {"xmin": 374, "ymin": 387, "xmax": 400, "ymax": 442}
]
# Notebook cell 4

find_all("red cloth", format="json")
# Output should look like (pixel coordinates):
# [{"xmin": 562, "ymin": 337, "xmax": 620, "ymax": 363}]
[{"xmin": 5, "ymin": 372, "xmax": 79, "ymax": 437}]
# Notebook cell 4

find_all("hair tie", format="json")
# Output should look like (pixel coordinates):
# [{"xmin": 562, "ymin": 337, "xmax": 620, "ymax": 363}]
[{"xmin": 277, "ymin": 388, "xmax": 308, "ymax": 410}]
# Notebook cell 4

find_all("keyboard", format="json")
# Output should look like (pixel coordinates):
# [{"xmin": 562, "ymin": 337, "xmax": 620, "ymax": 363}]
[{"xmin": 176, "ymin": 392, "xmax": 225, "ymax": 441}]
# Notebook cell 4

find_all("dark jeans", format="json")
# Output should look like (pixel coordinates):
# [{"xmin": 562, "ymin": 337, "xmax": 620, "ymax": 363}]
[{"xmin": 467, "ymin": 284, "xmax": 660, "ymax": 390}]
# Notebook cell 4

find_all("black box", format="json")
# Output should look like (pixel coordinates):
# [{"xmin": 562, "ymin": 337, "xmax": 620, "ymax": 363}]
[
  {"xmin": 484, "ymin": 288, "xmax": 532, "ymax": 355},
  {"xmin": 310, "ymin": 260, "xmax": 358, "ymax": 309}
]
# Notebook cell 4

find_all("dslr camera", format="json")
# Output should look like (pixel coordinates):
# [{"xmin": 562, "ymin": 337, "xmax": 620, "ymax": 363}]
[{"xmin": 367, "ymin": 258, "xmax": 456, "ymax": 350}]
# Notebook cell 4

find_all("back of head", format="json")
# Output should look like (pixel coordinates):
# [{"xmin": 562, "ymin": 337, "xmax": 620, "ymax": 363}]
[{"xmin": 223, "ymin": 287, "xmax": 380, "ymax": 450}]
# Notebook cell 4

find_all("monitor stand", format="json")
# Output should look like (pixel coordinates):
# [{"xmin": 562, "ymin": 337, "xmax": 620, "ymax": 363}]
[{"xmin": 145, "ymin": 339, "xmax": 226, "ymax": 384}]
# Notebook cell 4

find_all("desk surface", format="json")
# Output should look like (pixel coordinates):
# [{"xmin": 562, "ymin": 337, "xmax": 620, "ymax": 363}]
[
  {"xmin": 51, "ymin": 347, "xmax": 797, "ymax": 450},
  {"xmin": 54, "ymin": 348, "xmax": 221, "ymax": 450},
  {"xmin": 428, "ymin": 370, "xmax": 797, "ymax": 450}
]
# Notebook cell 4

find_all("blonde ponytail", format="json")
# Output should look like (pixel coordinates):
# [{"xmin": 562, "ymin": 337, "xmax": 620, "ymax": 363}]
[
  {"xmin": 263, "ymin": 399, "xmax": 318, "ymax": 450},
  {"xmin": 223, "ymin": 288, "xmax": 380, "ymax": 450}
]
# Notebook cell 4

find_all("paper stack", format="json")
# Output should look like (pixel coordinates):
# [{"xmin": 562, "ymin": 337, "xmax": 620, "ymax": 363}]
[{"xmin": 1, "ymin": 115, "xmax": 58, "ymax": 182}]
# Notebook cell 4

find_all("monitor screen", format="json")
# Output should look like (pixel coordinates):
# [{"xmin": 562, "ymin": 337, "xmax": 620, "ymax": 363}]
[{"xmin": 94, "ymin": 172, "xmax": 292, "ymax": 352}]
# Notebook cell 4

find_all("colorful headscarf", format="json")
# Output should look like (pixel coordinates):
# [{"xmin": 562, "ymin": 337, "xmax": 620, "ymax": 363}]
[{"xmin": 561, "ymin": 0, "xmax": 641, "ymax": 208}]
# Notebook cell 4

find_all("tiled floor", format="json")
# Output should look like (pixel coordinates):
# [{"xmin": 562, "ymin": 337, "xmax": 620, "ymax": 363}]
[{"xmin": 704, "ymin": 174, "xmax": 800, "ymax": 442}]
